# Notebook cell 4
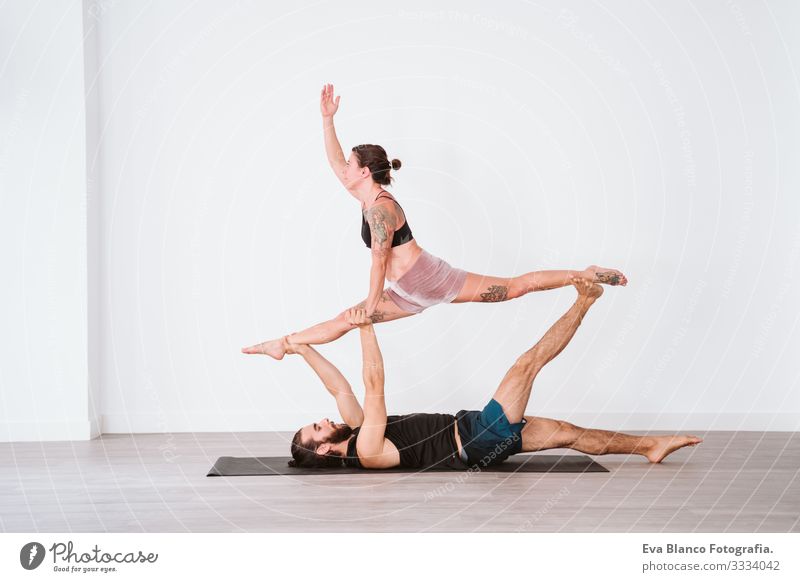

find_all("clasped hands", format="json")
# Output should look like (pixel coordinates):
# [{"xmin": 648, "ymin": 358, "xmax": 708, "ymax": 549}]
[{"xmin": 344, "ymin": 308, "xmax": 372, "ymax": 328}]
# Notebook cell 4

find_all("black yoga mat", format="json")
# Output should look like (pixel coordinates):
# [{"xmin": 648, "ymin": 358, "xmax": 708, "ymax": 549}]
[{"xmin": 207, "ymin": 454, "xmax": 608, "ymax": 476}]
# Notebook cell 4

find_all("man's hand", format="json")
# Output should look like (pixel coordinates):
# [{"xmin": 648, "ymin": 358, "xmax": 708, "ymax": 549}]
[
  {"xmin": 345, "ymin": 308, "xmax": 372, "ymax": 327},
  {"xmin": 282, "ymin": 335, "xmax": 308, "ymax": 356}
]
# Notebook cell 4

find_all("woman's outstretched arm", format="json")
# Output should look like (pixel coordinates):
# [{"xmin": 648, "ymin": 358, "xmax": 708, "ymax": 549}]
[
  {"xmin": 323, "ymin": 117, "xmax": 345, "ymax": 167},
  {"xmin": 364, "ymin": 204, "xmax": 397, "ymax": 317},
  {"xmin": 320, "ymin": 83, "xmax": 346, "ymax": 171}
]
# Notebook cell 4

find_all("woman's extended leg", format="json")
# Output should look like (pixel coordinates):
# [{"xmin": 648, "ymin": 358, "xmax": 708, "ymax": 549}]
[
  {"xmin": 241, "ymin": 290, "xmax": 414, "ymax": 359},
  {"xmin": 520, "ymin": 416, "xmax": 702, "ymax": 463},
  {"xmin": 451, "ymin": 265, "xmax": 627, "ymax": 303}
]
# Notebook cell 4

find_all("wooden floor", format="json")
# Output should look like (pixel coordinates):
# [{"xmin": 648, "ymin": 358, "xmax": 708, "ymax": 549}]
[{"xmin": 1, "ymin": 431, "xmax": 798, "ymax": 532}]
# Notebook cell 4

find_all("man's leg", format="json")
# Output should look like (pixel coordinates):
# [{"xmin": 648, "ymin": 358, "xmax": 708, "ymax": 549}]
[
  {"xmin": 519, "ymin": 416, "xmax": 703, "ymax": 463},
  {"xmin": 492, "ymin": 278, "xmax": 602, "ymax": 424},
  {"xmin": 489, "ymin": 278, "xmax": 703, "ymax": 463}
]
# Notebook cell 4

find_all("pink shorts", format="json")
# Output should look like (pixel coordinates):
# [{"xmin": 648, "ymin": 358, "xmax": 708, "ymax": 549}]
[{"xmin": 385, "ymin": 249, "xmax": 468, "ymax": 314}]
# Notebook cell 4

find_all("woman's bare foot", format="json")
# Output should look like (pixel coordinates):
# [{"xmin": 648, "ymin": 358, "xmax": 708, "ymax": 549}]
[
  {"xmin": 646, "ymin": 435, "xmax": 703, "ymax": 463},
  {"xmin": 241, "ymin": 337, "xmax": 287, "ymax": 359},
  {"xmin": 583, "ymin": 265, "xmax": 628, "ymax": 286}
]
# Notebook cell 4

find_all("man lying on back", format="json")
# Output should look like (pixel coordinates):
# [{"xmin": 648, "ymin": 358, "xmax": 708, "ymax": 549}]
[{"xmin": 286, "ymin": 279, "xmax": 701, "ymax": 470}]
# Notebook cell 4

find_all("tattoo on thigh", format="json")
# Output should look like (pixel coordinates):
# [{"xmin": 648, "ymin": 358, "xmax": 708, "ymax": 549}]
[
  {"xmin": 369, "ymin": 310, "xmax": 386, "ymax": 323},
  {"xmin": 595, "ymin": 271, "xmax": 620, "ymax": 285},
  {"xmin": 354, "ymin": 292, "xmax": 391, "ymax": 312},
  {"xmin": 480, "ymin": 285, "xmax": 508, "ymax": 302}
]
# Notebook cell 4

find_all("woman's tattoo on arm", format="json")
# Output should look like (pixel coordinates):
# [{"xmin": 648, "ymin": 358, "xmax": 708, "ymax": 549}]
[
  {"xmin": 480, "ymin": 285, "xmax": 508, "ymax": 302},
  {"xmin": 367, "ymin": 206, "xmax": 396, "ymax": 246}
]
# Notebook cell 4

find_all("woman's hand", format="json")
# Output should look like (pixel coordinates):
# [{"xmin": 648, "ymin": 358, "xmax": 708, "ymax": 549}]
[
  {"xmin": 320, "ymin": 83, "xmax": 340, "ymax": 117},
  {"xmin": 345, "ymin": 308, "xmax": 372, "ymax": 327},
  {"xmin": 364, "ymin": 299, "xmax": 379, "ymax": 319}
]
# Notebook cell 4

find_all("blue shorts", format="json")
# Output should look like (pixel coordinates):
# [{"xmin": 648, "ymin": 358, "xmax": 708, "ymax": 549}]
[{"xmin": 455, "ymin": 399, "xmax": 527, "ymax": 468}]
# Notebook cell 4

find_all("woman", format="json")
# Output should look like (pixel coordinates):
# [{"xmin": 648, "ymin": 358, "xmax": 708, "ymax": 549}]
[{"xmin": 242, "ymin": 83, "xmax": 627, "ymax": 359}]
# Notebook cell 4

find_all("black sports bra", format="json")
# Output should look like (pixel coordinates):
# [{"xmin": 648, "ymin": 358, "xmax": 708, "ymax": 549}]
[{"xmin": 361, "ymin": 190, "xmax": 414, "ymax": 248}]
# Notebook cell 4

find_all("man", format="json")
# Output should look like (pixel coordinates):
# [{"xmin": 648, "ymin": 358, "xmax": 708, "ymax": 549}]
[{"xmin": 286, "ymin": 279, "xmax": 702, "ymax": 470}]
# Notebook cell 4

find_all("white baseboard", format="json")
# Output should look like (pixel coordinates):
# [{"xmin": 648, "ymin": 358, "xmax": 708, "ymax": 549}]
[{"xmin": 0, "ymin": 419, "xmax": 95, "ymax": 443}]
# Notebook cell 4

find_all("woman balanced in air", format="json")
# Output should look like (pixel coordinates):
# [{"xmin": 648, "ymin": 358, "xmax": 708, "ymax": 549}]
[{"xmin": 242, "ymin": 84, "xmax": 627, "ymax": 359}]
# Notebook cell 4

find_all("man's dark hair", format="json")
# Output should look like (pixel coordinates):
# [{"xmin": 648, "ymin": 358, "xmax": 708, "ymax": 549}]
[{"xmin": 288, "ymin": 428, "xmax": 346, "ymax": 468}]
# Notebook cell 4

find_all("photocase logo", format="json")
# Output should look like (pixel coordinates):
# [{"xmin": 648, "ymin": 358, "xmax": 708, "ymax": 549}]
[{"xmin": 20, "ymin": 542, "xmax": 46, "ymax": 570}]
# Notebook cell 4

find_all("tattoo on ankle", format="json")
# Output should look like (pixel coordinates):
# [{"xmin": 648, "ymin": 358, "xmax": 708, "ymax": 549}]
[
  {"xmin": 480, "ymin": 285, "xmax": 508, "ymax": 302},
  {"xmin": 595, "ymin": 272, "xmax": 620, "ymax": 285}
]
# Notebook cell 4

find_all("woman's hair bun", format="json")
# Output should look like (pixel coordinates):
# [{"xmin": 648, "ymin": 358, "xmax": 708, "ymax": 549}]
[{"xmin": 390, "ymin": 158, "xmax": 401, "ymax": 171}]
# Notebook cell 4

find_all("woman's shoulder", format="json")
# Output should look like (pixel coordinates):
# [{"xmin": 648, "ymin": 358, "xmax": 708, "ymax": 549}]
[
  {"xmin": 372, "ymin": 191, "xmax": 396, "ymax": 204},
  {"xmin": 365, "ymin": 196, "xmax": 402, "ymax": 217}
]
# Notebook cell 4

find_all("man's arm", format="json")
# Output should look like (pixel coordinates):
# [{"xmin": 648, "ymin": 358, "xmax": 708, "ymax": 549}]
[
  {"xmin": 291, "ymin": 342, "xmax": 364, "ymax": 428},
  {"xmin": 345, "ymin": 309, "xmax": 389, "ymax": 467},
  {"xmin": 364, "ymin": 204, "xmax": 397, "ymax": 317}
]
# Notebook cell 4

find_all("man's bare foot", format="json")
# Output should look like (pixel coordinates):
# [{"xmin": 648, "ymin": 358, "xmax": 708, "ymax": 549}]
[
  {"xmin": 241, "ymin": 338, "xmax": 286, "ymax": 359},
  {"xmin": 584, "ymin": 265, "xmax": 628, "ymax": 286},
  {"xmin": 573, "ymin": 277, "xmax": 604, "ymax": 299},
  {"xmin": 646, "ymin": 435, "xmax": 703, "ymax": 463}
]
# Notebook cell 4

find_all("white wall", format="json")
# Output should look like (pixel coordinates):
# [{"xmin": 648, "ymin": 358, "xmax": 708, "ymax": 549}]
[
  {"xmin": 92, "ymin": 0, "xmax": 800, "ymax": 433},
  {"xmin": 3, "ymin": 0, "xmax": 799, "ymax": 441},
  {"xmin": 0, "ymin": 0, "xmax": 95, "ymax": 441}
]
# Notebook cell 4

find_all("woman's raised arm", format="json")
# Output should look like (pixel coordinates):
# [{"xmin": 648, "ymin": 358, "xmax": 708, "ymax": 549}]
[{"xmin": 320, "ymin": 83, "xmax": 346, "ymax": 171}]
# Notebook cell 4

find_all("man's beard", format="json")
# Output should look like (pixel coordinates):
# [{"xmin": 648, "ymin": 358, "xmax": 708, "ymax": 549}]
[{"xmin": 325, "ymin": 423, "xmax": 354, "ymax": 445}]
